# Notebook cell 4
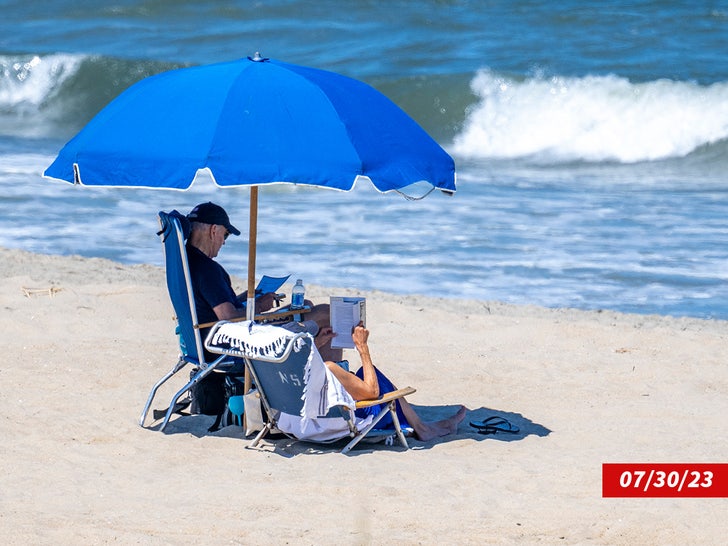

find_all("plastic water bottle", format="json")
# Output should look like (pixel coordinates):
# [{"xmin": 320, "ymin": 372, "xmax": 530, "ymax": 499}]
[{"xmin": 291, "ymin": 279, "xmax": 305, "ymax": 309}]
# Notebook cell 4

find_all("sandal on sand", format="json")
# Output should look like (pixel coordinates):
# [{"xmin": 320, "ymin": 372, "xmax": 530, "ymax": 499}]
[{"xmin": 470, "ymin": 416, "xmax": 519, "ymax": 435}]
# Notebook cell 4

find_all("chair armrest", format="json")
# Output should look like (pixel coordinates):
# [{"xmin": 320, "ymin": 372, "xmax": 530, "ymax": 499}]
[
  {"xmin": 195, "ymin": 306, "xmax": 311, "ymax": 330},
  {"xmin": 254, "ymin": 306, "xmax": 311, "ymax": 323},
  {"xmin": 355, "ymin": 386, "xmax": 416, "ymax": 409}
]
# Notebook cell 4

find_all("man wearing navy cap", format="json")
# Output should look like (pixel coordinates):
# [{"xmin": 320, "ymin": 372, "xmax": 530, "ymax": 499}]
[
  {"xmin": 186, "ymin": 201, "xmax": 276, "ymax": 326},
  {"xmin": 185, "ymin": 202, "xmax": 339, "ymax": 360}
]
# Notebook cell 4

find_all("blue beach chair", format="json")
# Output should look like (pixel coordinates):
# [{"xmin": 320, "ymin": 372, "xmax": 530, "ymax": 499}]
[
  {"xmin": 138, "ymin": 210, "xmax": 237, "ymax": 431},
  {"xmin": 205, "ymin": 321, "xmax": 415, "ymax": 454}
]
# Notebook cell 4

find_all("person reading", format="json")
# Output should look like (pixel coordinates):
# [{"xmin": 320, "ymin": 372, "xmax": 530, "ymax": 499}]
[{"xmin": 317, "ymin": 322, "xmax": 466, "ymax": 441}]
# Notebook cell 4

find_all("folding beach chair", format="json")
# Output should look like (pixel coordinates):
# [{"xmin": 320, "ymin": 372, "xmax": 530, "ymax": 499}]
[
  {"xmin": 138, "ymin": 210, "xmax": 237, "ymax": 431},
  {"xmin": 205, "ymin": 320, "xmax": 416, "ymax": 454}
]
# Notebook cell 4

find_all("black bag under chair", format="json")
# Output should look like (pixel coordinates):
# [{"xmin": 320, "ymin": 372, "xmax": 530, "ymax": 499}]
[{"xmin": 189, "ymin": 369, "xmax": 247, "ymax": 431}]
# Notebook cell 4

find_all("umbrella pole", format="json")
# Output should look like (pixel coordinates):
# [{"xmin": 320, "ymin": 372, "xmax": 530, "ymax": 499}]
[
  {"xmin": 244, "ymin": 186, "xmax": 259, "ymax": 405},
  {"xmin": 246, "ymin": 185, "xmax": 258, "ymax": 321}
]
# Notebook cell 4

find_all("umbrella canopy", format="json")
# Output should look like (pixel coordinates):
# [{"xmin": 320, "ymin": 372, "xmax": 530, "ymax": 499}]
[
  {"xmin": 45, "ymin": 54, "xmax": 455, "ymax": 193},
  {"xmin": 44, "ymin": 54, "xmax": 456, "ymax": 318}
]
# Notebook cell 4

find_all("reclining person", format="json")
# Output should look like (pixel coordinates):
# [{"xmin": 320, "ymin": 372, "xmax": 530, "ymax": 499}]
[
  {"xmin": 317, "ymin": 322, "xmax": 466, "ymax": 442},
  {"xmin": 185, "ymin": 201, "xmax": 341, "ymax": 362}
]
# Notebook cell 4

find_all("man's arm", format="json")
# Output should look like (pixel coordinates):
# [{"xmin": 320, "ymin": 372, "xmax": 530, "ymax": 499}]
[
  {"xmin": 352, "ymin": 324, "xmax": 379, "ymax": 399},
  {"xmin": 323, "ymin": 324, "xmax": 380, "ymax": 401},
  {"xmin": 213, "ymin": 301, "xmax": 244, "ymax": 321},
  {"xmin": 213, "ymin": 292, "xmax": 278, "ymax": 320}
]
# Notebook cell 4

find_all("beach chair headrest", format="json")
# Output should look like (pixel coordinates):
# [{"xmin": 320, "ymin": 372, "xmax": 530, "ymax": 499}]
[{"xmin": 157, "ymin": 210, "xmax": 191, "ymax": 242}]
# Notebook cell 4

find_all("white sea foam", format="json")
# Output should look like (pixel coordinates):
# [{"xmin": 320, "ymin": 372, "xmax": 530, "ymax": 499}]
[
  {"xmin": 0, "ymin": 53, "xmax": 85, "ymax": 137},
  {"xmin": 453, "ymin": 70, "xmax": 728, "ymax": 163},
  {"xmin": 1, "ymin": 53, "xmax": 84, "ymax": 106}
]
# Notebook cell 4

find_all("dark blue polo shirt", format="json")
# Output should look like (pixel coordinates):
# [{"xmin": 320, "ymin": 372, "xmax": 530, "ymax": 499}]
[{"xmin": 185, "ymin": 243, "xmax": 243, "ymax": 327}]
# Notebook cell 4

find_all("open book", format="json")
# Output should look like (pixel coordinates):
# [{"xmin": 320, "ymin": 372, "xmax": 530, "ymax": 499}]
[{"xmin": 330, "ymin": 296, "xmax": 366, "ymax": 349}]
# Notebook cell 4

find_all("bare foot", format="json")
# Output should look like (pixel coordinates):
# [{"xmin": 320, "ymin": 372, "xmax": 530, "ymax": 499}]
[{"xmin": 414, "ymin": 405, "xmax": 467, "ymax": 442}]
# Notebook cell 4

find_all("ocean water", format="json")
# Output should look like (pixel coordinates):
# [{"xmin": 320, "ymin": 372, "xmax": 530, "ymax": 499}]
[{"xmin": 2, "ymin": 1, "xmax": 728, "ymax": 319}]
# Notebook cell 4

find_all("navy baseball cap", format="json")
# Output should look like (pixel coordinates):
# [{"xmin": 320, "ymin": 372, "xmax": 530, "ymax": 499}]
[{"xmin": 187, "ymin": 202, "xmax": 240, "ymax": 236}]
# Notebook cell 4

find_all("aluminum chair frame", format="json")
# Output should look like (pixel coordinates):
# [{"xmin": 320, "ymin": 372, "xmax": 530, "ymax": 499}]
[{"xmin": 139, "ymin": 211, "xmax": 233, "ymax": 431}]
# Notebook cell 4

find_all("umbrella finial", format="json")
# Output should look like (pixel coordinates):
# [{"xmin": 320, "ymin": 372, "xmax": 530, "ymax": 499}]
[{"xmin": 248, "ymin": 52, "xmax": 269, "ymax": 62}]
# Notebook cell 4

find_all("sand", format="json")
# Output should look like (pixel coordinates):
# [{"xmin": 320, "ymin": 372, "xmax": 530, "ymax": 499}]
[{"xmin": 1, "ymin": 246, "xmax": 726, "ymax": 544}]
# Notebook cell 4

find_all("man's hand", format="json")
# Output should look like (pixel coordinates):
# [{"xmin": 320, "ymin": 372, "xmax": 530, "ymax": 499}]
[
  {"xmin": 315, "ymin": 326, "xmax": 337, "ymax": 349},
  {"xmin": 256, "ymin": 292, "xmax": 276, "ymax": 312},
  {"xmin": 352, "ymin": 322, "xmax": 369, "ymax": 349}
]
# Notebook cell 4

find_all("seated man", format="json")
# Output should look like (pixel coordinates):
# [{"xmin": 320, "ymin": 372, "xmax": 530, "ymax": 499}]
[
  {"xmin": 319, "ymin": 323, "xmax": 466, "ymax": 441},
  {"xmin": 185, "ymin": 201, "xmax": 340, "ymax": 362}
]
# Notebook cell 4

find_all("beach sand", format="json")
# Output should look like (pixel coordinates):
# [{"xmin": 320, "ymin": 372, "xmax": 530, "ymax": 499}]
[{"xmin": 1, "ymin": 246, "xmax": 726, "ymax": 544}]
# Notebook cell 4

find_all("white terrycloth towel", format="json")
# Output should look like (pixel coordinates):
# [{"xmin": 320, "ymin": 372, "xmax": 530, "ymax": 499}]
[
  {"xmin": 207, "ymin": 320, "xmax": 296, "ymax": 359},
  {"xmin": 301, "ymin": 344, "xmax": 355, "ymax": 419}
]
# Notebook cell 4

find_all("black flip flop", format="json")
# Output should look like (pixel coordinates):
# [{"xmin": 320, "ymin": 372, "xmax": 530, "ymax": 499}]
[{"xmin": 470, "ymin": 416, "xmax": 519, "ymax": 435}]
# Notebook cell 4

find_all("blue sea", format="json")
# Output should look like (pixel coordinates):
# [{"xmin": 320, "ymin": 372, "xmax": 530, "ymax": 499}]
[{"xmin": 2, "ymin": 1, "xmax": 728, "ymax": 319}]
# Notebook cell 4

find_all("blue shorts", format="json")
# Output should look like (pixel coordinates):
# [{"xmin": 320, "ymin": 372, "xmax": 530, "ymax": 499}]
[{"xmin": 354, "ymin": 366, "xmax": 410, "ymax": 430}]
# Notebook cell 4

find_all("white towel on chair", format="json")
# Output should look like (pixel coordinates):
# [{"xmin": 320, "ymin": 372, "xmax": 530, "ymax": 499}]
[
  {"xmin": 301, "ymin": 346, "xmax": 355, "ymax": 419},
  {"xmin": 207, "ymin": 320, "xmax": 294, "ymax": 359}
]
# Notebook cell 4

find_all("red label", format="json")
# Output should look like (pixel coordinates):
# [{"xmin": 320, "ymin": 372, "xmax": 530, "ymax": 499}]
[{"xmin": 603, "ymin": 463, "xmax": 728, "ymax": 498}]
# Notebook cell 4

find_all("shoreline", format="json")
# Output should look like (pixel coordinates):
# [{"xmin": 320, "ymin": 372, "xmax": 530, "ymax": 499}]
[
  {"xmin": 2, "ymin": 245, "xmax": 724, "ymax": 332},
  {"xmin": 2, "ymin": 246, "xmax": 727, "ymax": 544}
]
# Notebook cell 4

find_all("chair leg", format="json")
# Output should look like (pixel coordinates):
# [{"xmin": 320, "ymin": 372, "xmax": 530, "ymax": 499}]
[
  {"xmin": 341, "ymin": 402, "xmax": 395, "ymax": 455},
  {"xmin": 139, "ymin": 357, "xmax": 188, "ymax": 427},
  {"xmin": 340, "ymin": 400, "xmax": 410, "ymax": 454},
  {"xmin": 249, "ymin": 423, "xmax": 272, "ymax": 448},
  {"xmin": 387, "ymin": 401, "xmax": 410, "ymax": 450}
]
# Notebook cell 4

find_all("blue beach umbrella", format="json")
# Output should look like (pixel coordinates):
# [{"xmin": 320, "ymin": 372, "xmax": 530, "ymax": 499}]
[{"xmin": 44, "ymin": 53, "xmax": 456, "ymax": 317}]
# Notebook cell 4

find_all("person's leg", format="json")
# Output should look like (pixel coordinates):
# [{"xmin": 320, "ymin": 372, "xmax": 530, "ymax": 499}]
[
  {"xmin": 353, "ymin": 367, "xmax": 466, "ymax": 441},
  {"xmin": 396, "ymin": 398, "xmax": 466, "ymax": 442}
]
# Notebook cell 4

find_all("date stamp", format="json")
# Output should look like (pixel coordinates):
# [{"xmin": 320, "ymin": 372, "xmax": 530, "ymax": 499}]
[{"xmin": 603, "ymin": 463, "xmax": 728, "ymax": 497}]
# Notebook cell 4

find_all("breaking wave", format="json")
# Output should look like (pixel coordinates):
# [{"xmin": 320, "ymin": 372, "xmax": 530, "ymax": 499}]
[{"xmin": 453, "ymin": 70, "xmax": 728, "ymax": 164}]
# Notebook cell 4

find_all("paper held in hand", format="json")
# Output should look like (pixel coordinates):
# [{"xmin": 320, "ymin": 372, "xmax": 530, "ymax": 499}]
[
  {"xmin": 330, "ymin": 296, "xmax": 366, "ymax": 349},
  {"xmin": 255, "ymin": 275, "xmax": 290, "ymax": 296}
]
